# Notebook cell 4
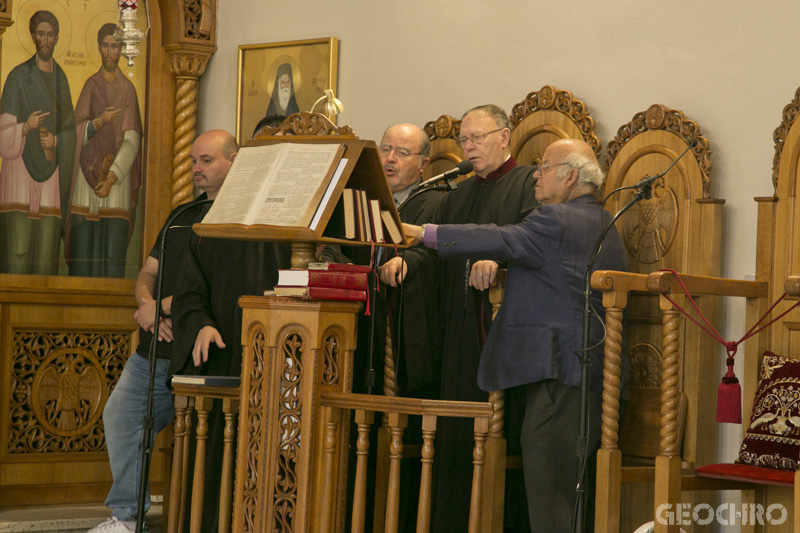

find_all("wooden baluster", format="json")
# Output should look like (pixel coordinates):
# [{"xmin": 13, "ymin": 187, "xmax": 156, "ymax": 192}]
[
  {"xmin": 168, "ymin": 395, "xmax": 188, "ymax": 533},
  {"xmin": 416, "ymin": 414, "xmax": 437, "ymax": 533},
  {"xmin": 384, "ymin": 412, "xmax": 407, "ymax": 533},
  {"xmin": 178, "ymin": 400, "xmax": 195, "ymax": 533},
  {"xmin": 218, "ymin": 397, "xmax": 238, "ymax": 533},
  {"xmin": 318, "ymin": 406, "xmax": 342, "ymax": 533},
  {"xmin": 190, "ymin": 397, "xmax": 213, "ymax": 533},
  {"xmin": 352, "ymin": 409, "xmax": 374, "ymax": 533},
  {"xmin": 468, "ymin": 416, "xmax": 489, "ymax": 533}
]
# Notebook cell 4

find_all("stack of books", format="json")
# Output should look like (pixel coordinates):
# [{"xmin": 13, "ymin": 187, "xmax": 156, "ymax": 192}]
[
  {"xmin": 272, "ymin": 262, "xmax": 370, "ymax": 301},
  {"xmin": 340, "ymin": 188, "xmax": 403, "ymax": 243}
]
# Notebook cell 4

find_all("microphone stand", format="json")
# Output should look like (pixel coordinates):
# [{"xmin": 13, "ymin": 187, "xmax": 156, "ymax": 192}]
[
  {"xmin": 573, "ymin": 141, "xmax": 696, "ymax": 532},
  {"xmin": 411, "ymin": 179, "xmax": 457, "ymax": 193},
  {"xmin": 134, "ymin": 197, "xmax": 213, "ymax": 533}
]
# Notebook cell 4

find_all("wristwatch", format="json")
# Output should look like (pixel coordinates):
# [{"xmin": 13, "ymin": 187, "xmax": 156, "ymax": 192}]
[{"xmin": 420, "ymin": 224, "xmax": 426, "ymax": 241}]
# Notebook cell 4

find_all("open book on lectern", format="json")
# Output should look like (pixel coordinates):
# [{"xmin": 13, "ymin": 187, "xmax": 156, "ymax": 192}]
[
  {"xmin": 193, "ymin": 139, "xmax": 408, "ymax": 246},
  {"xmin": 201, "ymin": 143, "xmax": 347, "ymax": 230}
]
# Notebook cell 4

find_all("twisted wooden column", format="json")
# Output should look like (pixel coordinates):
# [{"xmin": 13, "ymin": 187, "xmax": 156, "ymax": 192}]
[
  {"xmin": 384, "ymin": 320, "xmax": 397, "ymax": 397},
  {"xmin": 167, "ymin": 51, "xmax": 212, "ymax": 209},
  {"xmin": 488, "ymin": 270, "xmax": 507, "ymax": 437},
  {"xmin": 659, "ymin": 299, "xmax": 682, "ymax": 457},
  {"xmin": 600, "ymin": 305, "xmax": 624, "ymax": 449}
]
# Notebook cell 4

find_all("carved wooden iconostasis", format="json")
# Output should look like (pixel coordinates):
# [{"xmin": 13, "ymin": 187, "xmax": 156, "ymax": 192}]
[{"xmin": 0, "ymin": 0, "xmax": 217, "ymax": 508}]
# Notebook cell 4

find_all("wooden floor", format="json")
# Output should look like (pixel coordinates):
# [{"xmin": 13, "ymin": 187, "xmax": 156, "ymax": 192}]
[{"xmin": 0, "ymin": 503, "xmax": 162, "ymax": 533}]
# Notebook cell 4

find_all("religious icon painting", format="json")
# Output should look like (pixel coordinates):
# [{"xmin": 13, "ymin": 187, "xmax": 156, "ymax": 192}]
[
  {"xmin": 236, "ymin": 37, "xmax": 338, "ymax": 143},
  {"xmin": 0, "ymin": 0, "xmax": 148, "ymax": 278}
]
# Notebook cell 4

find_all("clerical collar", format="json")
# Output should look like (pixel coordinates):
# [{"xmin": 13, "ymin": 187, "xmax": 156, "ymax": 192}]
[
  {"xmin": 477, "ymin": 155, "xmax": 516, "ymax": 184},
  {"xmin": 393, "ymin": 183, "xmax": 416, "ymax": 206}
]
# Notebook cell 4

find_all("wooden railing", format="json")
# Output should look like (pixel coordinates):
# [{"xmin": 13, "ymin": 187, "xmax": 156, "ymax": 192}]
[
  {"xmin": 166, "ymin": 385, "xmax": 494, "ymax": 533},
  {"xmin": 167, "ymin": 383, "xmax": 240, "ymax": 533},
  {"xmin": 320, "ymin": 391, "xmax": 494, "ymax": 533}
]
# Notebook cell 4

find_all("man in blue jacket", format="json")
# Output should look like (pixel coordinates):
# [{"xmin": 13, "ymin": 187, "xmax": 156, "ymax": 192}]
[{"xmin": 404, "ymin": 138, "xmax": 630, "ymax": 532}]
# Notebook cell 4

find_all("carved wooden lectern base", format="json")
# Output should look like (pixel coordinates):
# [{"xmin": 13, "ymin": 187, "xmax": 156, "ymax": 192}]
[{"xmin": 232, "ymin": 295, "xmax": 361, "ymax": 532}]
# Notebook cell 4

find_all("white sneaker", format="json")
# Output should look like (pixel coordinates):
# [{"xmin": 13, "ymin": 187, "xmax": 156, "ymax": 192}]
[{"xmin": 87, "ymin": 517, "xmax": 148, "ymax": 533}]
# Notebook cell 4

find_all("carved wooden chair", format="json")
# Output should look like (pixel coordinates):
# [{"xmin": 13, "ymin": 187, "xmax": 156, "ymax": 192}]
[
  {"xmin": 636, "ymin": 86, "xmax": 800, "ymax": 533},
  {"xmin": 421, "ymin": 115, "xmax": 468, "ymax": 183},
  {"xmin": 593, "ymin": 104, "xmax": 725, "ymax": 532},
  {"xmin": 508, "ymin": 84, "xmax": 602, "ymax": 167}
]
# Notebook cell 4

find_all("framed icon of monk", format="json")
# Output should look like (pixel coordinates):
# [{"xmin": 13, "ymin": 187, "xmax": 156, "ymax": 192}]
[{"xmin": 236, "ymin": 37, "xmax": 338, "ymax": 143}]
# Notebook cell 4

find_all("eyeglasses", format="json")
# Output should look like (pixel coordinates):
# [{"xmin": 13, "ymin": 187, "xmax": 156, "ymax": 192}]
[
  {"xmin": 535, "ymin": 162, "xmax": 569, "ymax": 175},
  {"xmin": 378, "ymin": 144, "xmax": 423, "ymax": 159},
  {"xmin": 456, "ymin": 128, "xmax": 505, "ymax": 148}
]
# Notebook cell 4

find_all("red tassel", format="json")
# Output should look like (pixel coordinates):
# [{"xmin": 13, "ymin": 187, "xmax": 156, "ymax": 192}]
[{"xmin": 716, "ymin": 357, "xmax": 741, "ymax": 423}]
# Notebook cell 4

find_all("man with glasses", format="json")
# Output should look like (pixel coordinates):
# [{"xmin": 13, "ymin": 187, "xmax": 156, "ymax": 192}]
[
  {"xmin": 404, "ymin": 138, "xmax": 630, "ymax": 532},
  {"xmin": 384, "ymin": 104, "xmax": 538, "ymax": 532},
  {"xmin": 376, "ymin": 123, "xmax": 444, "ymax": 399}
]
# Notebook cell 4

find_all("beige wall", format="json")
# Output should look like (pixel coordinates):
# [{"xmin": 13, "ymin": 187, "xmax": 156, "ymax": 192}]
[{"xmin": 199, "ymin": 0, "xmax": 798, "ymax": 463}]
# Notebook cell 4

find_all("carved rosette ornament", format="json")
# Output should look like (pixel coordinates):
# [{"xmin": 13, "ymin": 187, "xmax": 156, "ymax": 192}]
[
  {"xmin": 509, "ymin": 85, "xmax": 601, "ymax": 157},
  {"xmin": 605, "ymin": 104, "xmax": 713, "ymax": 198},
  {"xmin": 423, "ymin": 115, "xmax": 460, "ymax": 141},
  {"xmin": 627, "ymin": 343, "xmax": 663, "ymax": 388},
  {"xmin": 243, "ymin": 329, "xmax": 266, "ymax": 532},
  {"xmin": 272, "ymin": 332, "xmax": 304, "ymax": 530},
  {"xmin": 621, "ymin": 182, "xmax": 678, "ymax": 264},
  {"xmin": 771, "ymin": 86, "xmax": 800, "ymax": 194},
  {"xmin": 9, "ymin": 331, "xmax": 129, "ymax": 454}
]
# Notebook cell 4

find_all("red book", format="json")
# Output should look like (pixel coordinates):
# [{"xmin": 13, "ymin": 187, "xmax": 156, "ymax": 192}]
[
  {"xmin": 308, "ymin": 262, "xmax": 372, "ymax": 274},
  {"xmin": 277, "ymin": 269, "xmax": 368, "ymax": 290},
  {"xmin": 273, "ymin": 285, "xmax": 367, "ymax": 301}
]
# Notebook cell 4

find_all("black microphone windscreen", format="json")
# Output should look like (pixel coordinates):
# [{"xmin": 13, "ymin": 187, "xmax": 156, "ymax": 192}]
[{"xmin": 456, "ymin": 160, "xmax": 474, "ymax": 174}]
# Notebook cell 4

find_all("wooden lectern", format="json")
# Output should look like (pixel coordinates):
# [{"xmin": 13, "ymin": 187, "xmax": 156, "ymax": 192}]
[{"xmin": 193, "ymin": 116, "xmax": 403, "ymax": 532}]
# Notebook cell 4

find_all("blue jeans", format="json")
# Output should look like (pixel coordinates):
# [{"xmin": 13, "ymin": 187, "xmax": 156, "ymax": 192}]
[{"xmin": 103, "ymin": 352, "xmax": 175, "ymax": 521}]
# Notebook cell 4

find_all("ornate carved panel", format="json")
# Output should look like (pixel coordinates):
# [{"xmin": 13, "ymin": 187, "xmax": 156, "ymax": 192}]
[
  {"xmin": 620, "ymin": 184, "xmax": 679, "ymax": 264},
  {"xmin": 183, "ymin": 0, "xmax": 214, "ymax": 40},
  {"xmin": 242, "ymin": 328, "xmax": 266, "ymax": 532},
  {"xmin": 9, "ymin": 330, "xmax": 129, "ymax": 454},
  {"xmin": 605, "ymin": 104, "xmax": 712, "ymax": 198},
  {"xmin": 272, "ymin": 331, "xmax": 305, "ymax": 531},
  {"xmin": 257, "ymin": 112, "xmax": 356, "ymax": 138},
  {"xmin": 322, "ymin": 331, "xmax": 341, "ymax": 387},
  {"xmin": 771, "ymin": 86, "xmax": 800, "ymax": 194}
]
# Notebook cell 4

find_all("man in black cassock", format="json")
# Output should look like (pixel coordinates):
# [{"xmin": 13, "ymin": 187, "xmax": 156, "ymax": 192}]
[
  {"xmin": 387, "ymin": 105, "xmax": 538, "ymax": 531},
  {"xmin": 170, "ymin": 129, "xmax": 291, "ymax": 532}
]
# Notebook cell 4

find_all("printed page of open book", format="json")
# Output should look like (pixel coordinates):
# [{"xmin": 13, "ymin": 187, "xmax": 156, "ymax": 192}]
[{"xmin": 200, "ymin": 143, "xmax": 344, "ymax": 228}]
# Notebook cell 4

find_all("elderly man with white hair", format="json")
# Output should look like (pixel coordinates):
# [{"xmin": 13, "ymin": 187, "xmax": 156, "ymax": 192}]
[{"xmin": 404, "ymin": 138, "xmax": 631, "ymax": 533}]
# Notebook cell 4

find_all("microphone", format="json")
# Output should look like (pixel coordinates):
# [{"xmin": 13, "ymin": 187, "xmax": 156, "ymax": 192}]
[
  {"xmin": 417, "ymin": 160, "xmax": 473, "ymax": 188},
  {"xmin": 634, "ymin": 139, "xmax": 698, "ymax": 192}
]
